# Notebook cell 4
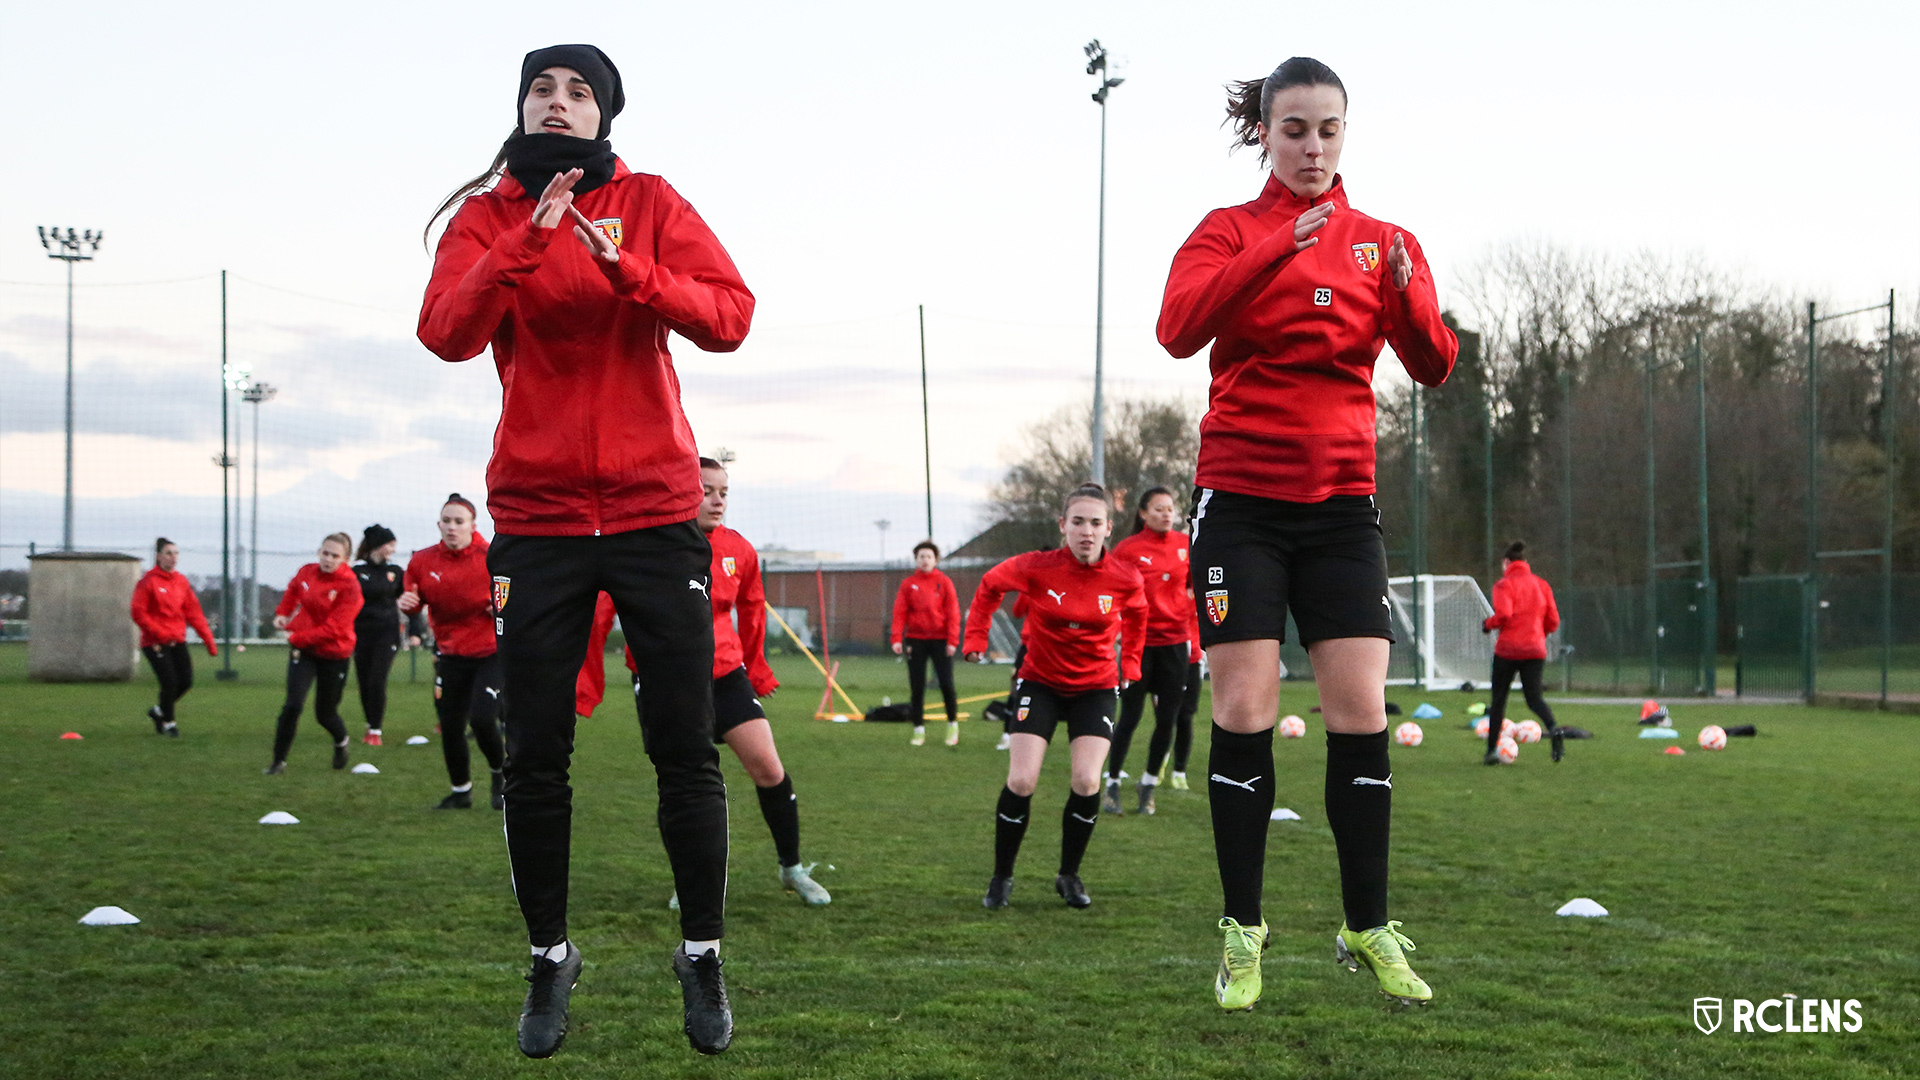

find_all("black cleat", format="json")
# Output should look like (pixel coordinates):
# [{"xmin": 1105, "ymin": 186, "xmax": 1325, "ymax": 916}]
[
  {"xmin": 517, "ymin": 944, "xmax": 582, "ymax": 1058},
  {"xmin": 332, "ymin": 741, "xmax": 350, "ymax": 770},
  {"xmin": 435, "ymin": 790, "xmax": 473, "ymax": 810},
  {"xmin": 672, "ymin": 945, "xmax": 733, "ymax": 1055},
  {"xmin": 1550, "ymin": 728, "xmax": 1565, "ymax": 763},
  {"xmin": 164, "ymin": 723, "xmax": 180, "ymax": 738},
  {"xmin": 148, "ymin": 706, "xmax": 166, "ymax": 734},
  {"xmin": 1055, "ymin": 873, "xmax": 1092, "ymax": 909},
  {"xmin": 490, "ymin": 769, "xmax": 506, "ymax": 811},
  {"xmin": 263, "ymin": 761, "xmax": 287, "ymax": 775},
  {"xmin": 983, "ymin": 875, "xmax": 1013, "ymax": 909},
  {"xmin": 1482, "ymin": 751, "xmax": 1502, "ymax": 766}
]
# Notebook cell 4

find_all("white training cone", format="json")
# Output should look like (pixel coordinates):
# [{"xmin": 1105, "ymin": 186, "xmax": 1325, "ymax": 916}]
[
  {"xmin": 351, "ymin": 763, "xmax": 380, "ymax": 774},
  {"xmin": 1269, "ymin": 808, "xmax": 1302, "ymax": 821},
  {"xmin": 79, "ymin": 905, "xmax": 140, "ymax": 925},
  {"xmin": 406, "ymin": 735, "xmax": 429, "ymax": 745},
  {"xmin": 1556, "ymin": 897, "xmax": 1609, "ymax": 917},
  {"xmin": 258, "ymin": 811, "xmax": 301, "ymax": 825}
]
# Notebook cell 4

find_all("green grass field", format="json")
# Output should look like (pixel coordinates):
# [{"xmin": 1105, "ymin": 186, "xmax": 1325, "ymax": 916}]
[{"xmin": 2, "ymin": 642, "xmax": 1914, "ymax": 1078}]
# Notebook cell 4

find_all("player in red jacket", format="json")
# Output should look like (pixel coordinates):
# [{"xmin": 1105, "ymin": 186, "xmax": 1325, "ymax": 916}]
[
  {"xmin": 399, "ymin": 495, "xmax": 508, "ymax": 810},
  {"xmin": 891, "ymin": 541, "xmax": 962, "ymax": 747},
  {"xmin": 417, "ymin": 44, "xmax": 747, "ymax": 1058},
  {"xmin": 266, "ymin": 533, "xmax": 363, "ymax": 774},
  {"xmin": 1158, "ymin": 58, "xmax": 1455, "ymax": 1010},
  {"xmin": 963, "ymin": 483, "xmax": 1147, "ymax": 911},
  {"xmin": 1482, "ymin": 542, "xmax": 1564, "ymax": 762},
  {"xmin": 129, "ymin": 537, "xmax": 216, "ymax": 737},
  {"xmin": 1103, "ymin": 488, "xmax": 1199, "ymax": 815}
]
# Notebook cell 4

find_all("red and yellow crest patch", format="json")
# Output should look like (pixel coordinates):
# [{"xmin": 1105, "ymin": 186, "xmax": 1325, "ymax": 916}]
[
  {"xmin": 722, "ymin": 556, "xmax": 737, "ymax": 577},
  {"xmin": 492, "ymin": 575, "xmax": 511, "ymax": 612},
  {"xmin": 1205, "ymin": 589, "xmax": 1230, "ymax": 625},
  {"xmin": 1097, "ymin": 595, "xmax": 1113, "ymax": 615},
  {"xmin": 1016, "ymin": 707, "xmax": 1029, "ymax": 723},
  {"xmin": 591, "ymin": 218, "xmax": 623, "ymax": 247},
  {"xmin": 1352, "ymin": 242, "xmax": 1380, "ymax": 272}
]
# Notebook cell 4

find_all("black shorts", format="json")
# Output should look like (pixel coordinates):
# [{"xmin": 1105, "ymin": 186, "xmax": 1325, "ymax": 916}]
[
  {"xmin": 1008, "ymin": 680, "xmax": 1119, "ymax": 744},
  {"xmin": 1188, "ymin": 488, "xmax": 1395, "ymax": 649}
]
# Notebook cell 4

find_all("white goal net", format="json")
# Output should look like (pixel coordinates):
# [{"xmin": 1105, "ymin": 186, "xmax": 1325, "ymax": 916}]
[{"xmin": 1387, "ymin": 575, "xmax": 1497, "ymax": 690}]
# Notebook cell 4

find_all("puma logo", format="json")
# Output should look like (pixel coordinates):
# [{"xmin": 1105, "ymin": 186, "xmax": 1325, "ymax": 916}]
[
  {"xmin": 485, "ymin": 687, "xmax": 501, "ymax": 699},
  {"xmin": 1210, "ymin": 773, "xmax": 1262, "ymax": 792},
  {"xmin": 1070, "ymin": 813, "xmax": 1097, "ymax": 824},
  {"xmin": 689, "ymin": 579, "xmax": 709, "ymax": 596},
  {"xmin": 997, "ymin": 813, "xmax": 1027, "ymax": 825},
  {"xmin": 1352, "ymin": 774, "xmax": 1393, "ymax": 788},
  {"xmin": 1047, "ymin": 589, "xmax": 1066, "ymax": 605}
]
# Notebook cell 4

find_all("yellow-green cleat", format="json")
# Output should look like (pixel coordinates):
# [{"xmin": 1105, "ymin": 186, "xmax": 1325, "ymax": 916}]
[
  {"xmin": 1214, "ymin": 917, "xmax": 1269, "ymax": 1010},
  {"xmin": 1334, "ymin": 921, "xmax": 1433, "ymax": 1006}
]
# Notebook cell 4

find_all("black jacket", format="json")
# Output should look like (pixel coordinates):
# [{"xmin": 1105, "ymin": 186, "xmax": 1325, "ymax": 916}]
[{"xmin": 352, "ymin": 561, "xmax": 423, "ymax": 642}]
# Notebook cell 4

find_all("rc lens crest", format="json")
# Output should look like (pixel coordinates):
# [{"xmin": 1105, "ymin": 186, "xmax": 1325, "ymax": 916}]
[
  {"xmin": 1205, "ymin": 589, "xmax": 1230, "ymax": 625},
  {"xmin": 591, "ymin": 218, "xmax": 623, "ymax": 247},
  {"xmin": 722, "ymin": 556, "xmax": 737, "ymax": 577},
  {"xmin": 1098, "ymin": 595, "xmax": 1113, "ymax": 614},
  {"xmin": 492, "ymin": 575, "xmax": 512, "ymax": 611},
  {"xmin": 1351, "ymin": 242, "xmax": 1380, "ymax": 272}
]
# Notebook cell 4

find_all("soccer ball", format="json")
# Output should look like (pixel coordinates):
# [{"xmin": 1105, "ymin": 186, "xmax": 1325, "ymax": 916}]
[
  {"xmin": 1697, "ymin": 724, "xmax": 1727, "ymax": 750},
  {"xmin": 1394, "ymin": 721, "xmax": 1424, "ymax": 747},
  {"xmin": 1278, "ymin": 715, "xmax": 1307, "ymax": 738},
  {"xmin": 1472, "ymin": 717, "xmax": 1490, "ymax": 739},
  {"xmin": 1514, "ymin": 720, "xmax": 1542, "ymax": 744},
  {"xmin": 1495, "ymin": 735, "xmax": 1519, "ymax": 764},
  {"xmin": 1499, "ymin": 718, "xmax": 1516, "ymax": 738}
]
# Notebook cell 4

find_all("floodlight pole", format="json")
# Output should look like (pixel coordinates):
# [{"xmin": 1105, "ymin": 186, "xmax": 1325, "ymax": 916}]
[
  {"xmin": 217, "ymin": 271, "xmax": 239, "ymax": 681},
  {"xmin": 1881, "ymin": 291, "xmax": 1895, "ymax": 705},
  {"xmin": 244, "ymin": 382, "xmax": 277, "ymax": 640},
  {"xmin": 1694, "ymin": 336, "xmax": 1715, "ymax": 696},
  {"xmin": 875, "ymin": 519, "xmax": 890, "ymax": 564},
  {"xmin": 919, "ymin": 305, "xmax": 933, "ymax": 541},
  {"xmin": 1644, "ymin": 347, "xmax": 1659, "ymax": 694},
  {"xmin": 1805, "ymin": 302, "xmax": 1819, "ymax": 700},
  {"xmin": 1559, "ymin": 360, "xmax": 1574, "ymax": 691},
  {"xmin": 1085, "ymin": 40, "xmax": 1123, "ymax": 485},
  {"xmin": 38, "ymin": 227, "xmax": 103, "ymax": 551}
]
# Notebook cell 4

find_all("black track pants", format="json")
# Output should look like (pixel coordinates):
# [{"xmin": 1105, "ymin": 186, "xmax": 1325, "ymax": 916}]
[
  {"xmin": 1487, "ymin": 656, "xmax": 1556, "ymax": 754},
  {"xmin": 142, "ymin": 643, "xmax": 194, "ymax": 725},
  {"xmin": 354, "ymin": 633, "xmax": 398, "ymax": 729},
  {"xmin": 1108, "ymin": 643, "xmax": 1189, "ymax": 781},
  {"xmin": 434, "ymin": 653, "xmax": 506, "ymax": 787},
  {"xmin": 906, "ymin": 637, "xmax": 959, "ymax": 725},
  {"xmin": 490, "ymin": 525, "xmax": 727, "ymax": 947},
  {"xmin": 272, "ymin": 651, "xmax": 349, "ymax": 762}
]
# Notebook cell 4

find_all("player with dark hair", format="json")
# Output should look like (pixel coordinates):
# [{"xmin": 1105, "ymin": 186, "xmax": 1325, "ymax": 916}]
[
  {"xmin": 891, "ymin": 539, "xmax": 962, "ymax": 747},
  {"xmin": 1103, "ymin": 487, "xmax": 1199, "ymax": 815},
  {"xmin": 418, "ymin": 42, "xmax": 752, "ymax": 1058},
  {"xmin": 1482, "ymin": 541, "xmax": 1564, "ymax": 763},
  {"xmin": 130, "ymin": 537, "xmax": 216, "ymax": 737},
  {"xmin": 1159, "ymin": 56, "xmax": 1457, "ymax": 1009},
  {"xmin": 399, "ymin": 495, "xmax": 508, "ymax": 810},
  {"xmin": 266, "ymin": 533, "xmax": 363, "ymax": 774},
  {"xmin": 351, "ymin": 524, "xmax": 412, "ymax": 745},
  {"xmin": 963, "ymin": 483, "xmax": 1146, "ymax": 911}
]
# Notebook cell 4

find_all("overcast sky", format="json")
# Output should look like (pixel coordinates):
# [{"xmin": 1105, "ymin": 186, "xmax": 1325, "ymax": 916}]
[{"xmin": 3, "ymin": 0, "xmax": 1915, "ymax": 572}]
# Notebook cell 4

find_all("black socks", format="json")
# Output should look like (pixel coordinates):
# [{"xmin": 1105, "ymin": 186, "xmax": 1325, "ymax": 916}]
[
  {"xmin": 755, "ymin": 774, "xmax": 801, "ymax": 868},
  {"xmin": 1325, "ymin": 729, "xmax": 1392, "ymax": 932},
  {"xmin": 993, "ymin": 787, "xmax": 1032, "ymax": 878},
  {"xmin": 1208, "ymin": 723, "xmax": 1275, "ymax": 926},
  {"xmin": 1058, "ymin": 791, "xmax": 1100, "ymax": 876}
]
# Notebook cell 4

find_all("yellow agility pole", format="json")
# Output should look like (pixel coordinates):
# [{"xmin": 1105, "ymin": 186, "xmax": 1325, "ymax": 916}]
[{"xmin": 764, "ymin": 603, "xmax": 864, "ymax": 719}]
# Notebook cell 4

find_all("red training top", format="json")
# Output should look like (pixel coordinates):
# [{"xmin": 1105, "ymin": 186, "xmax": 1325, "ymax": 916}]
[
  {"xmin": 1158, "ymin": 175, "xmax": 1457, "ymax": 502},
  {"xmin": 276, "ymin": 563, "xmax": 363, "ymax": 660},
  {"xmin": 891, "ymin": 567, "xmax": 960, "ymax": 647},
  {"xmin": 404, "ymin": 535, "xmax": 496, "ymax": 659},
  {"xmin": 576, "ymin": 593, "xmax": 618, "ymax": 718},
  {"xmin": 130, "ymin": 567, "xmax": 216, "ymax": 653},
  {"xmin": 963, "ymin": 548, "xmax": 1147, "ymax": 693},
  {"xmin": 708, "ymin": 524, "xmax": 777, "ymax": 693},
  {"xmin": 1483, "ymin": 560, "xmax": 1560, "ymax": 661},
  {"xmin": 418, "ymin": 160, "xmax": 755, "ymax": 536},
  {"xmin": 1109, "ymin": 528, "xmax": 1197, "ymax": 651}
]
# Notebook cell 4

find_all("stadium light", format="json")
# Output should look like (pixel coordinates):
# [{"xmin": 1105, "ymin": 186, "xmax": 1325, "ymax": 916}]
[
  {"xmin": 875, "ymin": 518, "xmax": 891, "ymax": 564},
  {"xmin": 37, "ymin": 226, "xmax": 104, "ymax": 550},
  {"xmin": 1084, "ymin": 40, "xmax": 1123, "ymax": 485},
  {"xmin": 242, "ymin": 382, "xmax": 277, "ymax": 641}
]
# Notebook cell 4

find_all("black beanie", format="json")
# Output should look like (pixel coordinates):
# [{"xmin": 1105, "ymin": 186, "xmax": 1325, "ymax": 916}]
[
  {"xmin": 518, "ymin": 44, "xmax": 624, "ymax": 140},
  {"xmin": 362, "ymin": 524, "xmax": 396, "ymax": 550}
]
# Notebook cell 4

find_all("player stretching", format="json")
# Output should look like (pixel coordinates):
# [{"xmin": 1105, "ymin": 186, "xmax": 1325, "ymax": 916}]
[
  {"xmin": 130, "ymin": 537, "xmax": 216, "ymax": 737},
  {"xmin": 1103, "ymin": 488, "xmax": 1200, "ymax": 815},
  {"xmin": 419, "ymin": 43, "xmax": 752, "ymax": 1058},
  {"xmin": 399, "ymin": 496, "xmax": 508, "ymax": 810},
  {"xmin": 1482, "ymin": 542, "xmax": 1564, "ymax": 763},
  {"xmin": 1158, "ymin": 57, "xmax": 1457, "ymax": 1009},
  {"xmin": 964, "ymin": 483, "xmax": 1145, "ymax": 911},
  {"xmin": 891, "ymin": 541, "xmax": 962, "ymax": 747}
]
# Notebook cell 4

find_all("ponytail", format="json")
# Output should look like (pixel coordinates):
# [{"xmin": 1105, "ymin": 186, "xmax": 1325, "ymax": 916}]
[
  {"xmin": 1224, "ymin": 57, "xmax": 1348, "ymax": 162},
  {"xmin": 422, "ymin": 128, "xmax": 518, "ymax": 249}
]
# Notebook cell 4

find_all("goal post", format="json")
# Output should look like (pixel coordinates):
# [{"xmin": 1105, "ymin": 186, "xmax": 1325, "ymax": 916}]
[{"xmin": 1386, "ymin": 574, "xmax": 1506, "ymax": 690}]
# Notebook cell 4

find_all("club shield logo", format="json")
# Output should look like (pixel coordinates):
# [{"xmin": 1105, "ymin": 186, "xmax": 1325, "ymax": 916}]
[
  {"xmin": 722, "ymin": 556, "xmax": 737, "ymax": 577},
  {"xmin": 1016, "ymin": 707, "xmax": 1029, "ymax": 722},
  {"xmin": 1352, "ymin": 242, "xmax": 1381, "ymax": 272},
  {"xmin": 492, "ymin": 576, "xmax": 511, "ymax": 612},
  {"xmin": 1098, "ymin": 595, "xmax": 1112, "ymax": 614},
  {"xmin": 591, "ymin": 217, "xmax": 623, "ymax": 247},
  {"xmin": 1205, "ymin": 589, "xmax": 1230, "ymax": 625},
  {"xmin": 1695, "ymin": 998, "xmax": 1723, "ymax": 1035}
]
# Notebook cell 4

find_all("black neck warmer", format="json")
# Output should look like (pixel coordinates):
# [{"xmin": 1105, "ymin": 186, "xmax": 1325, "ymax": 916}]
[{"xmin": 504, "ymin": 133, "xmax": 617, "ymax": 201}]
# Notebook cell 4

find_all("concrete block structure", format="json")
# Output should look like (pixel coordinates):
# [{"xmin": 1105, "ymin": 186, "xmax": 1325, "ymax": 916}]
[{"xmin": 28, "ymin": 551, "xmax": 141, "ymax": 682}]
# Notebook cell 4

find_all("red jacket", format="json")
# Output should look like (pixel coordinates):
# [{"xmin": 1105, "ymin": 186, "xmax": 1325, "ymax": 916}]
[
  {"xmin": 404, "ymin": 535, "xmax": 496, "ymax": 658},
  {"xmin": 708, "ymin": 525, "xmax": 777, "ymax": 693},
  {"xmin": 891, "ymin": 568, "xmax": 960, "ymax": 646},
  {"xmin": 963, "ymin": 548, "xmax": 1147, "ymax": 693},
  {"xmin": 1110, "ymin": 528, "xmax": 1196, "ymax": 650},
  {"xmin": 576, "ymin": 592, "xmax": 618, "ymax": 717},
  {"xmin": 1484, "ymin": 560, "xmax": 1560, "ymax": 661},
  {"xmin": 130, "ymin": 567, "xmax": 216, "ymax": 653},
  {"xmin": 276, "ymin": 563, "xmax": 363, "ymax": 660},
  {"xmin": 1158, "ymin": 175, "xmax": 1457, "ymax": 502},
  {"xmin": 418, "ymin": 161, "xmax": 755, "ymax": 536}
]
